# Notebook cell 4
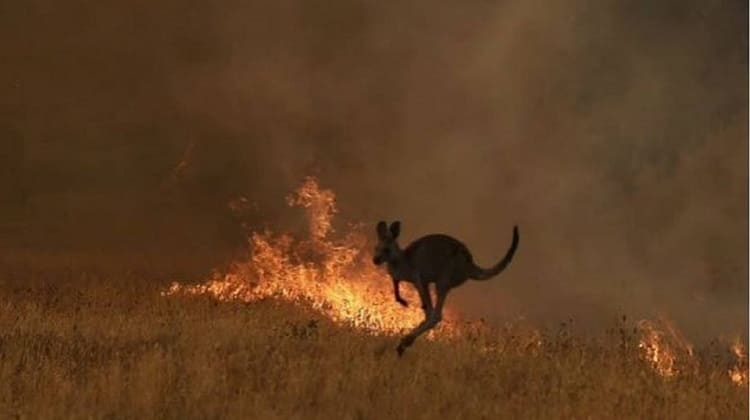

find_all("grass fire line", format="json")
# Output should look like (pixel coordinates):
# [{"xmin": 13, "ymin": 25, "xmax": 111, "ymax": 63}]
[
  {"xmin": 0, "ymin": 176, "xmax": 746, "ymax": 419},
  {"xmin": 163, "ymin": 177, "xmax": 748, "ymax": 385}
]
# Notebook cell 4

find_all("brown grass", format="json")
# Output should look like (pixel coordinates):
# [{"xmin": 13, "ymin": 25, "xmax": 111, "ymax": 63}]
[{"xmin": 0, "ymin": 254, "xmax": 746, "ymax": 420}]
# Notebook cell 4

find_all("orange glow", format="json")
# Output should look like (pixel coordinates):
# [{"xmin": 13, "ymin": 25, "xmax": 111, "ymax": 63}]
[
  {"xmin": 163, "ymin": 177, "xmax": 457, "ymax": 336},
  {"xmin": 637, "ymin": 318, "xmax": 694, "ymax": 378},
  {"xmin": 728, "ymin": 337, "xmax": 748, "ymax": 386},
  {"xmin": 162, "ymin": 176, "xmax": 744, "ymax": 376}
]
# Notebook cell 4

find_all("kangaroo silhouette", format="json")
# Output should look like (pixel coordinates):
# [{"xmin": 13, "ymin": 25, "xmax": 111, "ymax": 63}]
[{"xmin": 372, "ymin": 221, "xmax": 519, "ymax": 356}]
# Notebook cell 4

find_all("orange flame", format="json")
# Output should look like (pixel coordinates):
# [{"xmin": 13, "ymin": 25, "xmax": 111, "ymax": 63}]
[
  {"xmin": 728, "ymin": 337, "xmax": 748, "ymax": 386},
  {"xmin": 637, "ymin": 318, "xmax": 694, "ymax": 378},
  {"xmin": 164, "ymin": 177, "xmax": 457, "ymax": 336},
  {"xmin": 163, "ymin": 176, "xmax": 743, "ymax": 373}
]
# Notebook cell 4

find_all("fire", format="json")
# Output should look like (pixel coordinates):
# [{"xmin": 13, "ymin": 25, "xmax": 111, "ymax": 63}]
[
  {"xmin": 637, "ymin": 318, "xmax": 694, "ymax": 378},
  {"xmin": 728, "ymin": 337, "xmax": 749, "ymax": 386},
  {"xmin": 636, "ymin": 318, "xmax": 748, "ymax": 386},
  {"xmin": 163, "ymin": 176, "xmax": 746, "ymax": 377},
  {"xmin": 164, "ymin": 177, "xmax": 456, "ymax": 336}
]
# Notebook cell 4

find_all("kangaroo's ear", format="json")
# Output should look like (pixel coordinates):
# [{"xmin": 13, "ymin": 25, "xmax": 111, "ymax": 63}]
[
  {"xmin": 389, "ymin": 221, "xmax": 401, "ymax": 239},
  {"xmin": 376, "ymin": 221, "xmax": 388, "ymax": 239}
]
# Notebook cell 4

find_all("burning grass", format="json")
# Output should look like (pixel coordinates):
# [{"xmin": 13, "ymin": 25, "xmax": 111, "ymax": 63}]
[
  {"xmin": 162, "ymin": 177, "xmax": 748, "ymax": 386},
  {"xmin": 164, "ymin": 177, "xmax": 455, "ymax": 336},
  {"xmin": 0, "ymin": 268, "xmax": 747, "ymax": 419},
  {"xmin": 0, "ymin": 177, "xmax": 746, "ymax": 418}
]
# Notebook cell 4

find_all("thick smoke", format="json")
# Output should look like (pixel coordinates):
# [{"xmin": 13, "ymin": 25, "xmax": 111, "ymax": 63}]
[{"xmin": 1, "ymin": 1, "xmax": 746, "ymax": 341}]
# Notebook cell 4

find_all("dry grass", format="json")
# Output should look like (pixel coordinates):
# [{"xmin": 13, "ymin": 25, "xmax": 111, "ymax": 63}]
[{"xmin": 0, "ymin": 254, "xmax": 746, "ymax": 420}]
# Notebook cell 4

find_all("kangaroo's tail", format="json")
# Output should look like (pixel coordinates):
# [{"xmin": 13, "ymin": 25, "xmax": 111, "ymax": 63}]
[{"xmin": 470, "ymin": 225, "xmax": 519, "ymax": 281}]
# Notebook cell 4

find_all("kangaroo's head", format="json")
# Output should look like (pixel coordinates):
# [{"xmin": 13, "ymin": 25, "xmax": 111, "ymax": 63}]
[{"xmin": 373, "ymin": 220, "xmax": 401, "ymax": 266}]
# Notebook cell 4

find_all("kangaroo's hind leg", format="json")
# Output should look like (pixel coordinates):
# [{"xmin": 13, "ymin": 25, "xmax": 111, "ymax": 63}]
[
  {"xmin": 396, "ymin": 278, "xmax": 431, "ymax": 356},
  {"xmin": 414, "ymin": 278, "xmax": 433, "ymax": 319},
  {"xmin": 396, "ymin": 286, "xmax": 448, "ymax": 356},
  {"xmin": 396, "ymin": 264, "xmax": 457, "ymax": 357},
  {"xmin": 428, "ymin": 284, "xmax": 448, "ymax": 325}
]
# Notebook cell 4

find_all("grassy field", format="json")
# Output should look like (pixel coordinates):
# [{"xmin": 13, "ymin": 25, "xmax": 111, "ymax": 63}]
[{"xmin": 0, "ymin": 253, "xmax": 746, "ymax": 420}]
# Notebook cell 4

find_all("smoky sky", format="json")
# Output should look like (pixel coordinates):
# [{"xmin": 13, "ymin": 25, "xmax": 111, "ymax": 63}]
[{"xmin": 1, "ymin": 0, "xmax": 747, "ymax": 341}]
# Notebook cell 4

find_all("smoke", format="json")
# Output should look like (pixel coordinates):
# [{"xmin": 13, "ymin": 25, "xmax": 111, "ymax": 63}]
[{"xmin": 1, "ymin": 0, "xmax": 746, "ymax": 341}]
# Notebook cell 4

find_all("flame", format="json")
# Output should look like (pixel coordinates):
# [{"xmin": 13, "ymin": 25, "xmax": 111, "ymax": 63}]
[
  {"xmin": 728, "ymin": 337, "xmax": 748, "ymax": 386},
  {"xmin": 637, "ymin": 318, "xmax": 694, "ymax": 378},
  {"xmin": 164, "ymin": 176, "xmax": 457, "ymax": 336},
  {"xmin": 162, "ymin": 176, "xmax": 744, "ymax": 373},
  {"xmin": 637, "ymin": 318, "xmax": 747, "ymax": 386}
]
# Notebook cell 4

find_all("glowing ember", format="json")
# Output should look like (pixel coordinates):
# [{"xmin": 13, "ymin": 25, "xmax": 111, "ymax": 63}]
[
  {"xmin": 164, "ymin": 176, "xmax": 457, "ymax": 336},
  {"xmin": 637, "ymin": 318, "xmax": 694, "ymax": 378},
  {"xmin": 728, "ymin": 337, "xmax": 749, "ymax": 386}
]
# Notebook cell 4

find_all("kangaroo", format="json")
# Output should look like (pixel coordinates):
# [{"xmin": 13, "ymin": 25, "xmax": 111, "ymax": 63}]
[{"xmin": 372, "ymin": 221, "xmax": 519, "ymax": 356}]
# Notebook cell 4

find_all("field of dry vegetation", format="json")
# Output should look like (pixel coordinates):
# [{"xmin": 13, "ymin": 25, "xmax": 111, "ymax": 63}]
[
  {"xmin": 2, "ymin": 0, "xmax": 746, "ymax": 417},
  {"xmin": 0, "ymin": 250, "xmax": 746, "ymax": 420}
]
